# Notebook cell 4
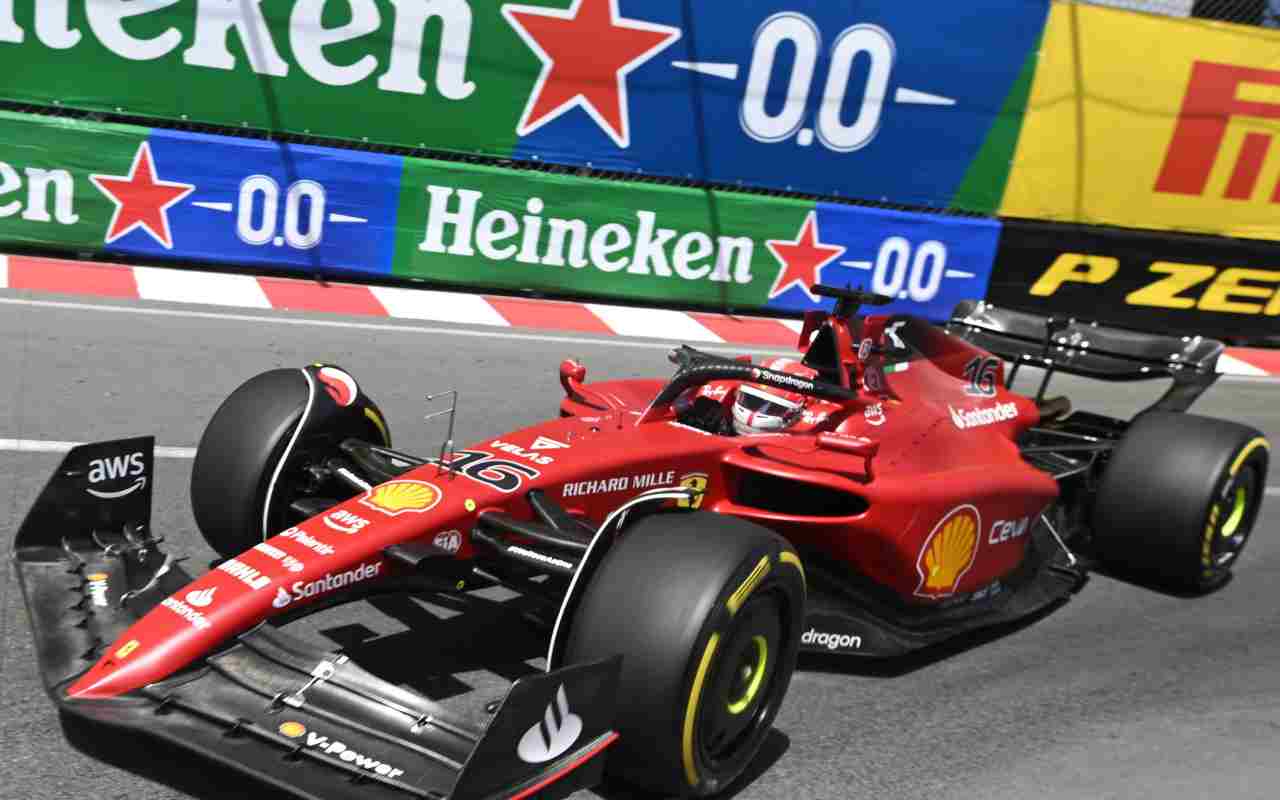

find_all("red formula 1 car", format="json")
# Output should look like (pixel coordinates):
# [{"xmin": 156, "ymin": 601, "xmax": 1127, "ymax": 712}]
[{"xmin": 14, "ymin": 285, "xmax": 1269, "ymax": 799}]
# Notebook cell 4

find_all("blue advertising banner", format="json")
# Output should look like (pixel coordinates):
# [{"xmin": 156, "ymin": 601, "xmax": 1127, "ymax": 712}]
[
  {"xmin": 101, "ymin": 129, "xmax": 403, "ymax": 275},
  {"xmin": 508, "ymin": 0, "xmax": 1048, "ymax": 210},
  {"xmin": 762, "ymin": 203, "xmax": 1002, "ymax": 319}
]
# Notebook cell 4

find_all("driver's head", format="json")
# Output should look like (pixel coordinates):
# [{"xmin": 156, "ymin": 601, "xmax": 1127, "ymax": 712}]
[{"xmin": 731, "ymin": 358, "xmax": 816, "ymax": 436}]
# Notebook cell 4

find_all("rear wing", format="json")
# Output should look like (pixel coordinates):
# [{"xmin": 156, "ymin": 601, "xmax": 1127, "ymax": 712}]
[{"xmin": 946, "ymin": 301, "xmax": 1223, "ymax": 412}]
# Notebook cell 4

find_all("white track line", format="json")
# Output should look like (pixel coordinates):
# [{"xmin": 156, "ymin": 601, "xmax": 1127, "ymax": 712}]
[
  {"xmin": 1217, "ymin": 353, "xmax": 1270, "ymax": 377},
  {"xmin": 0, "ymin": 253, "xmax": 8, "ymax": 289},
  {"xmin": 0, "ymin": 295, "xmax": 1270, "ymax": 380},
  {"xmin": 586, "ymin": 303, "xmax": 722, "ymax": 342},
  {"xmin": 0, "ymin": 439, "xmax": 195, "ymax": 458},
  {"xmin": 134, "ymin": 266, "xmax": 272, "ymax": 308},
  {"xmin": 370, "ymin": 286, "xmax": 510, "ymax": 327},
  {"xmin": 0, "ymin": 296, "xmax": 788, "ymax": 355}
]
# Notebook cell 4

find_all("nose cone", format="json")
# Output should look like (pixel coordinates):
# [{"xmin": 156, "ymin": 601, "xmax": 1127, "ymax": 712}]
[
  {"xmin": 66, "ymin": 636, "xmax": 169, "ymax": 700},
  {"xmin": 64, "ymin": 576, "xmax": 235, "ymax": 700}
]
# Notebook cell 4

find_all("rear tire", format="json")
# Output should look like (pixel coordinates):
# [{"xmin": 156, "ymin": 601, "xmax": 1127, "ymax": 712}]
[
  {"xmin": 1092, "ymin": 411, "xmax": 1269, "ymax": 592},
  {"xmin": 564, "ymin": 512, "xmax": 805, "ymax": 797},
  {"xmin": 191, "ymin": 368, "xmax": 386, "ymax": 558}
]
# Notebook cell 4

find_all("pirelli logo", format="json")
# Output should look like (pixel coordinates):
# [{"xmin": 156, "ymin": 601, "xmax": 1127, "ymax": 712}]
[
  {"xmin": 1029, "ymin": 253, "xmax": 1280, "ymax": 317},
  {"xmin": 1156, "ymin": 61, "xmax": 1280, "ymax": 202}
]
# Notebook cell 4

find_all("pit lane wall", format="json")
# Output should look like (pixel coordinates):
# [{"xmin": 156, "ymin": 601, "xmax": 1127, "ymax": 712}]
[
  {"xmin": 0, "ymin": 109, "xmax": 1000, "ymax": 319},
  {"xmin": 0, "ymin": 0, "xmax": 1048, "ymax": 213}
]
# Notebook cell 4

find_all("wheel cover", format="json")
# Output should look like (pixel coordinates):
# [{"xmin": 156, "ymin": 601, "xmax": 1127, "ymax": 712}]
[
  {"xmin": 1211, "ymin": 467, "xmax": 1259, "ymax": 568},
  {"xmin": 1221, "ymin": 486, "xmax": 1248, "ymax": 539},
  {"xmin": 725, "ymin": 635, "xmax": 769, "ymax": 715},
  {"xmin": 696, "ymin": 595, "xmax": 783, "ymax": 771}
]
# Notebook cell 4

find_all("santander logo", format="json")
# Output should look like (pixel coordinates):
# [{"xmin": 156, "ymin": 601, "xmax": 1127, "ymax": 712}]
[
  {"xmin": 272, "ymin": 587, "xmax": 291, "ymax": 609},
  {"xmin": 517, "ymin": 685, "xmax": 583, "ymax": 764},
  {"xmin": 185, "ymin": 587, "xmax": 216, "ymax": 608}
]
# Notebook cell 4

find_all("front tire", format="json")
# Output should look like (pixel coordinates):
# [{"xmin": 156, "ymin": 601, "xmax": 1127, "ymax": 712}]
[
  {"xmin": 191, "ymin": 367, "xmax": 387, "ymax": 557},
  {"xmin": 1092, "ymin": 411, "xmax": 1269, "ymax": 592},
  {"xmin": 563, "ymin": 512, "xmax": 805, "ymax": 797}
]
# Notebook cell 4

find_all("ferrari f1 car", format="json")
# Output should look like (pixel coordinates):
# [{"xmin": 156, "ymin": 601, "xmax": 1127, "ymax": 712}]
[{"xmin": 13, "ymin": 284, "xmax": 1269, "ymax": 799}]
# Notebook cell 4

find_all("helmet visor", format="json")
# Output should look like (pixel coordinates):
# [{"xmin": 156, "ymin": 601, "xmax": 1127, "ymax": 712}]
[{"xmin": 735, "ymin": 390, "xmax": 797, "ymax": 419}]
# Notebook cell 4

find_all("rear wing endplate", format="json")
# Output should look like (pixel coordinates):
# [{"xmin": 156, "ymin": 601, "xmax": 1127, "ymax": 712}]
[{"xmin": 947, "ymin": 301, "xmax": 1224, "ymax": 412}]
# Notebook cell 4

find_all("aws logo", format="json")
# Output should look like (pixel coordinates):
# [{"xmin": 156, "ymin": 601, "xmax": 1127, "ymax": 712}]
[
  {"xmin": 915, "ymin": 505, "xmax": 980, "ymax": 599},
  {"xmin": 86, "ymin": 451, "xmax": 147, "ymax": 499},
  {"xmin": 1030, "ymin": 253, "xmax": 1280, "ymax": 317},
  {"xmin": 1156, "ymin": 61, "xmax": 1280, "ymax": 204}
]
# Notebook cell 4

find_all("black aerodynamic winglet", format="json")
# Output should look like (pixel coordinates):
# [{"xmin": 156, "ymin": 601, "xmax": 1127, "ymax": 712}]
[
  {"xmin": 16, "ymin": 436, "xmax": 156, "ymax": 554},
  {"xmin": 12, "ymin": 437, "xmax": 193, "ymax": 695},
  {"xmin": 452, "ymin": 655, "xmax": 621, "ymax": 800}
]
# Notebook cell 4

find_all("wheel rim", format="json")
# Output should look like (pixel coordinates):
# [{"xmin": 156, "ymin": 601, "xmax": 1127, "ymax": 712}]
[
  {"xmin": 1221, "ymin": 486, "xmax": 1248, "ymax": 539},
  {"xmin": 698, "ymin": 594, "xmax": 783, "ymax": 769},
  {"xmin": 725, "ymin": 635, "xmax": 769, "ymax": 715},
  {"xmin": 1211, "ymin": 466, "xmax": 1258, "ymax": 568}
]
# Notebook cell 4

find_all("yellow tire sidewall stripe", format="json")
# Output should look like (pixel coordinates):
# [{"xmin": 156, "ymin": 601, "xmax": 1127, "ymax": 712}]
[
  {"xmin": 683, "ymin": 548, "xmax": 803, "ymax": 788},
  {"xmin": 1230, "ymin": 437, "xmax": 1269, "ymax": 477},
  {"xmin": 682, "ymin": 633, "xmax": 721, "ymax": 788},
  {"xmin": 779, "ymin": 550, "xmax": 805, "ymax": 587},
  {"xmin": 727, "ymin": 556, "xmax": 771, "ymax": 616}
]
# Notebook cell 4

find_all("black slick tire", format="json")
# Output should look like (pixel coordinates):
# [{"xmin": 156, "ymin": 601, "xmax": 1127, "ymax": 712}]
[
  {"xmin": 1092, "ymin": 411, "xmax": 1269, "ymax": 592},
  {"xmin": 563, "ymin": 512, "xmax": 805, "ymax": 797},
  {"xmin": 191, "ymin": 368, "xmax": 385, "ymax": 558}
]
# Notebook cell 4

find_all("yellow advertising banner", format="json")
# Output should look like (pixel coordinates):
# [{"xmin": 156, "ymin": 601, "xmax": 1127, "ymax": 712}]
[{"xmin": 1001, "ymin": 2, "xmax": 1280, "ymax": 241}]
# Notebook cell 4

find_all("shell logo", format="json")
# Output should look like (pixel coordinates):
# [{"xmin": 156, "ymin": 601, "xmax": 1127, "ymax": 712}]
[
  {"xmin": 278, "ymin": 721, "xmax": 307, "ymax": 739},
  {"xmin": 358, "ymin": 480, "xmax": 442, "ymax": 517},
  {"xmin": 914, "ymin": 505, "xmax": 981, "ymax": 599}
]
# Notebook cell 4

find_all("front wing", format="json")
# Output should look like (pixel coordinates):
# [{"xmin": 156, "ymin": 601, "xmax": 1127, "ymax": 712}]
[{"xmin": 13, "ymin": 438, "xmax": 620, "ymax": 800}]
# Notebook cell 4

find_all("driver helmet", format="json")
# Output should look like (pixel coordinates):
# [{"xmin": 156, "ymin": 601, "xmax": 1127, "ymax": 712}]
[{"xmin": 731, "ymin": 357, "xmax": 817, "ymax": 436}]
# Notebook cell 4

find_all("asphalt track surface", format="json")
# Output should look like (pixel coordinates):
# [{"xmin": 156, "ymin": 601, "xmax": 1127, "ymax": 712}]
[{"xmin": 2, "ymin": 290, "xmax": 1279, "ymax": 800}]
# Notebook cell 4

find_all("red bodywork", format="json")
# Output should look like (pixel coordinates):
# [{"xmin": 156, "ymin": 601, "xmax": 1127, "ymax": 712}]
[{"xmin": 69, "ymin": 312, "xmax": 1058, "ymax": 700}]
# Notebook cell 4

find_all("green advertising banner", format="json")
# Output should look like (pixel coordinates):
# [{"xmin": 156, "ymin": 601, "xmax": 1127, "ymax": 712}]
[
  {"xmin": 393, "ymin": 161, "xmax": 807, "ymax": 308},
  {"xmin": 0, "ymin": 107, "xmax": 1002, "ymax": 317},
  {"xmin": 0, "ymin": 1, "xmax": 1048, "ymax": 212},
  {"xmin": 0, "ymin": 112, "xmax": 146, "ymax": 250},
  {"xmin": 0, "ymin": 0, "xmax": 528, "ymax": 157}
]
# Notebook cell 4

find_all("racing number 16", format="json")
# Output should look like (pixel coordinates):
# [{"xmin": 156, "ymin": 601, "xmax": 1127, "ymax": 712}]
[
  {"xmin": 963, "ymin": 357, "xmax": 1000, "ymax": 397},
  {"xmin": 443, "ymin": 450, "xmax": 539, "ymax": 493}
]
